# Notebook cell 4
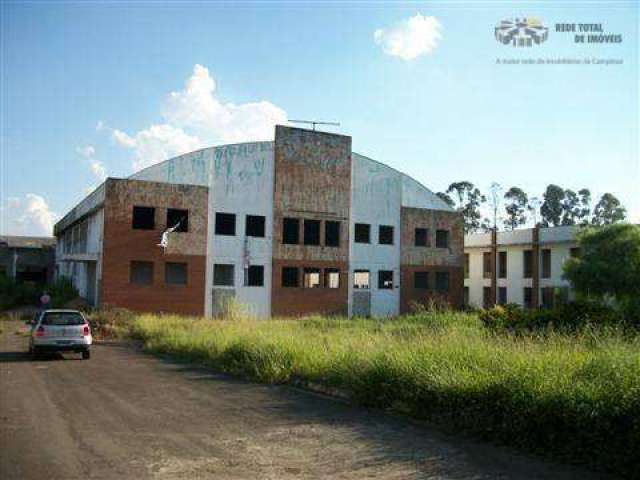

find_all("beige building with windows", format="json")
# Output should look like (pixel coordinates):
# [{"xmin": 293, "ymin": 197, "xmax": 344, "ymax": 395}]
[{"xmin": 464, "ymin": 225, "xmax": 580, "ymax": 309}]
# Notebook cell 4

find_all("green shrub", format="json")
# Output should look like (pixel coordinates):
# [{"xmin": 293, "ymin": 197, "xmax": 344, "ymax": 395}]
[
  {"xmin": 0, "ymin": 276, "xmax": 39, "ymax": 310},
  {"xmin": 479, "ymin": 300, "xmax": 627, "ymax": 333},
  {"xmin": 47, "ymin": 277, "xmax": 78, "ymax": 308}
]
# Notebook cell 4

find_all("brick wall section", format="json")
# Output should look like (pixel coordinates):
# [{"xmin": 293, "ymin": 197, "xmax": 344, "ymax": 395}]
[
  {"xmin": 271, "ymin": 126, "xmax": 351, "ymax": 316},
  {"xmin": 399, "ymin": 207, "xmax": 464, "ymax": 312},
  {"xmin": 101, "ymin": 178, "xmax": 208, "ymax": 315}
]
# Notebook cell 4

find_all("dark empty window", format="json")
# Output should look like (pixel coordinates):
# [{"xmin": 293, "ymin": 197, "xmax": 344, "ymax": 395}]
[
  {"xmin": 246, "ymin": 215, "xmax": 265, "ymax": 237},
  {"xmin": 353, "ymin": 270, "xmax": 370, "ymax": 289},
  {"xmin": 542, "ymin": 249, "xmax": 551, "ymax": 278},
  {"xmin": 464, "ymin": 253, "xmax": 470, "ymax": 279},
  {"xmin": 415, "ymin": 228, "xmax": 428, "ymax": 247},
  {"xmin": 215, "ymin": 213, "xmax": 236, "ymax": 236},
  {"xmin": 483, "ymin": 252, "xmax": 493, "ymax": 278},
  {"xmin": 523, "ymin": 250, "xmax": 533, "ymax": 278},
  {"xmin": 130, "ymin": 261, "xmax": 153, "ymax": 285},
  {"xmin": 282, "ymin": 218, "xmax": 299, "ymax": 244},
  {"xmin": 498, "ymin": 251, "xmax": 507, "ymax": 278},
  {"xmin": 325, "ymin": 221, "xmax": 340, "ymax": 247},
  {"xmin": 166, "ymin": 208, "xmax": 188, "ymax": 232},
  {"xmin": 354, "ymin": 223, "xmax": 370, "ymax": 243},
  {"xmin": 542, "ymin": 287, "xmax": 554, "ymax": 308},
  {"xmin": 282, "ymin": 267, "xmax": 299, "ymax": 287},
  {"xmin": 435, "ymin": 272, "xmax": 449, "ymax": 293},
  {"xmin": 463, "ymin": 287, "xmax": 469, "ymax": 307},
  {"xmin": 483, "ymin": 286, "xmax": 492, "ymax": 309},
  {"xmin": 498, "ymin": 286, "xmax": 507, "ymax": 305},
  {"xmin": 213, "ymin": 264, "xmax": 234, "ymax": 286},
  {"xmin": 378, "ymin": 270, "xmax": 393, "ymax": 289},
  {"xmin": 132, "ymin": 206, "xmax": 155, "ymax": 230},
  {"xmin": 304, "ymin": 219, "xmax": 321, "ymax": 246},
  {"xmin": 414, "ymin": 271, "xmax": 429, "ymax": 290},
  {"xmin": 245, "ymin": 265, "xmax": 264, "ymax": 287},
  {"xmin": 303, "ymin": 268, "xmax": 321, "ymax": 288},
  {"xmin": 325, "ymin": 268, "xmax": 340, "ymax": 288},
  {"xmin": 378, "ymin": 225, "xmax": 394, "ymax": 245},
  {"xmin": 523, "ymin": 287, "xmax": 533, "ymax": 309},
  {"xmin": 435, "ymin": 230, "xmax": 449, "ymax": 248},
  {"xmin": 165, "ymin": 262, "xmax": 187, "ymax": 285}
]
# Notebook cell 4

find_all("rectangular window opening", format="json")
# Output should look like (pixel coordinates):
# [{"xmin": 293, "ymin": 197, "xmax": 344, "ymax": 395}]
[
  {"xmin": 378, "ymin": 270, "xmax": 393, "ymax": 290},
  {"xmin": 213, "ymin": 264, "xmax": 234, "ymax": 287},
  {"xmin": 245, "ymin": 215, "xmax": 266, "ymax": 238},
  {"xmin": 282, "ymin": 267, "xmax": 299, "ymax": 287},
  {"xmin": 542, "ymin": 249, "xmax": 551, "ymax": 278},
  {"xmin": 304, "ymin": 219, "xmax": 321, "ymax": 246},
  {"xmin": 165, "ymin": 262, "xmax": 187, "ymax": 286},
  {"xmin": 353, "ymin": 270, "xmax": 370, "ymax": 289},
  {"xmin": 167, "ymin": 208, "xmax": 188, "ymax": 232},
  {"xmin": 378, "ymin": 225, "xmax": 394, "ymax": 245},
  {"xmin": 245, "ymin": 265, "xmax": 264, "ymax": 287},
  {"xmin": 325, "ymin": 268, "xmax": 340, "ymax": 289},
  {"xmin": 325, "ymin": 221, "xmax": 340, "ymax": 247},
  {"xmin": 464, "ymin": 253, "xmax": 470, "ymax": 279},
  {"xmin": 498, "ymin": 286, "xmax": 507, "ymax": 305},
  {"xmin": 523, "ymin": 250, "xmax": 533, "ymax": 278},
  {"xmin": 303, "ymin": 268, "xmax": 321, "ymax": 288},
  {"xmin": 130, "ymin": 261, "xmax": 153, "ymax": 285},
  {"xmin": 132, "ymin": 206, "xmax": 155, "ymax": 230},
  {"xmin": 435, "ymin": 230, "xmax": 449, "ymax": 248},
  {"xmin": 498, "ymin": 251, "xmax": 507, "ymax": 278},
  {"xmin": 354, "ymin": 223, "xmax": 370, "ymax": 243},
  {"xmin": 435, "ymin": 271, "xmax": 449, "ymax": 293},
  {"xmin": 415, "ymin": 228, "xmax": 428, "ymax": 247},
  {"xmin": 483, "ymin": 252, "xmax": 493, "ymax": 278},
  {"xmin": 282, "ymin": 218, "xmax": 300, "ymax": 245},
  {"xmin": 215, "ymin": 212, "xmax": 236, "ymax": 236},
  {"xmin": 414, "ymin": 271, "xmax": 429, "ymax": 290}
]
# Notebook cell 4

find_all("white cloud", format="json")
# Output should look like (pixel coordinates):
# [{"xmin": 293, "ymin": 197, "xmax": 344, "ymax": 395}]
[
  {"xmin": 374, "ymin": 14, "xmax": 442, "ymax": 60},
  {"xmin": 112, "ymin": 124, "xmax": 201, "ymax": 171},
  {"xmin": 1, "ymin": 194, "xmax": 57, "ymax": 236},
  {"xmin": 76, "ymin": 145, "xmax": 107, "ymax": 182},
  {"xmin": 105, "ymin": 64, "xmax": 288, "ymax": 171},
  {"xmin": 76, "ymin": 145, "xmax": 95, "ymax": 158}
]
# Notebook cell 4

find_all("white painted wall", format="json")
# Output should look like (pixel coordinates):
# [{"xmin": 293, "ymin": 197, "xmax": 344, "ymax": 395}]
[
  {"xmin": 464, "ymin": 249, "xmax": 491, "ymax": 307},
  {"xmin": 205, "ymin": 142, "xmax": 274, "ymax": 318},
  {"xmin": 349, "ymin": 154, "xmax": 401, "ymax": 317}
]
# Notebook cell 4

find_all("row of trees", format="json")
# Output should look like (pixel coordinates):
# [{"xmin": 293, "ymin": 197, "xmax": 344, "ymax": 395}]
[{"xmin": 436, "ymin": 182, "xmax": 627, "ymax": 234}]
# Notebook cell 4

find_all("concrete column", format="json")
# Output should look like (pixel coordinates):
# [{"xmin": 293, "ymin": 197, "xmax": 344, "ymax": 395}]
[
  {"xmin": 532, "ymin": 225, "xmax": 540, "ymax": 307},
  {"xmin": 491, "ymin": 229, "xmax": 497, "ymax": 306}
]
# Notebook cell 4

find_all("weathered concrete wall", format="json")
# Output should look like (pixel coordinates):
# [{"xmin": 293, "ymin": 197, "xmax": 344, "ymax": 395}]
[
  {"xmin": 205, "ymin": 142, "xmax": 274, "ymax": 318},
  {"xmin": 400, "ymin": 207, "xmax": 464, "ymax": 311},
  {"xmin": 271, "ymin": 126, "xmax": 351, "ymax": 316},
  {"xmin": 101, "ymin": 178, "xmax": 208, "ymax": 315},
  {"xmin": 349, "ymin": 154, "xmax": 401, "ymax": 317}
]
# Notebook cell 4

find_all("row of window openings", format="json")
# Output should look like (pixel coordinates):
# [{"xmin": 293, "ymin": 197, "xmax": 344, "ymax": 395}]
[
  {"xmin": 214, "ymin": 264, "xmax": 265, "ymax": 287},
  {"xmin": 476, "ymin": 286, "xmax": 569, "ymax": 309},
  {"xmin": 130, "ymin": 261, "xmax": 187, "ymax": 286},
  {"xmin": 465, "ymin": 248, "xmax": 581, "ymax": 279},
  {"xmin": 133, "ymin": 207, "xmax": 451, "ymax": 250}
]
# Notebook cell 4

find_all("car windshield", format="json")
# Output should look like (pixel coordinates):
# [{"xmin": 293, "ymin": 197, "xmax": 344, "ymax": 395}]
[{"xmin": 41, "ymin": 312, "xmax": 85, "ymax": 326}]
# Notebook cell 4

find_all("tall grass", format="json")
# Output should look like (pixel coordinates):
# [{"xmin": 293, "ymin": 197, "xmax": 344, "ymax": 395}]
[{"xmin": 129, "ymin": 312, "xmax": 639, "ymax": 477}]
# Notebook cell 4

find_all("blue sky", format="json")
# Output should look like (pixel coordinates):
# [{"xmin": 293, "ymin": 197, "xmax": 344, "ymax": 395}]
[{"xmin": 1, "ymin": 0, "xmax": 638, "ymax": 235}]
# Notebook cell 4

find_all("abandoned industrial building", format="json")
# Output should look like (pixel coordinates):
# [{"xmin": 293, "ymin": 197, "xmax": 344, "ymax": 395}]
[{"xmin": 54, "ymin": 125, "xmax": 463, "ymax": 317}]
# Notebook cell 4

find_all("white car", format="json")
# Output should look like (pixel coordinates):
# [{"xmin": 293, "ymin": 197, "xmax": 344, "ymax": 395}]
[{"xmin": 29, "ymin": 309, "xmax": 92, "ymax": 360}]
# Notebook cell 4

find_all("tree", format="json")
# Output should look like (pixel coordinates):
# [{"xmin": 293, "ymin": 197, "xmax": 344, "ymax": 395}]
[
  {"xmin": 564, "ymin": 224, "xmax": 640, "ymax": 307},
  {"xmin": 528, "ymin": 196, "xmax": 541, "ymax": 226},
  {"xmin": 561, "ymin": 189, "xmax": 579, "ymax": 225},
  {"xmin": 486, "ymin": 182, "xmax": 503, "ymax": 230},
  {"xmin": 577, "ymin": 188, "xmax": 592, "ymax": 225},
  {"xmin": 435, "ymin": 192, "xmax": 455, "ymax": 209},
  {"xmin": 504, "ymin": 187, "xmax": 528, "ymax": 230},
  {"xmin": 592, "ymin": 193, "xmax": 626, "ymax": 225},
  {"xmin": 445, "ymin": 181, "xmax": 486, "ymax": 234},
  {"xmin": 540, "ymin": 184, "xmax": 565, "ymax": 227}
]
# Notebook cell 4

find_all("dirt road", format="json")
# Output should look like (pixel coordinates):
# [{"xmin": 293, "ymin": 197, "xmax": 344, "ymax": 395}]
[{"xmin": 0, "ymin": 321, "xmax": 609, "ymax": 479}]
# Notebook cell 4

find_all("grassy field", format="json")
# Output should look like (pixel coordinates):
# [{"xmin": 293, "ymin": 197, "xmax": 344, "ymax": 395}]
[{"xmin": 127, "ymin": 311, "xmax": 639, "ymax": 477}]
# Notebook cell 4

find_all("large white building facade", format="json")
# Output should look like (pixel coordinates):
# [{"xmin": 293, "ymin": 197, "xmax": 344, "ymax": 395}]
[
  {"xmin": 55, "ymin": 126, "xmax": 464, "ymax": 318},
  {"xmin": 464, "ymin": 226, "xmax": 580, "ymax": 309}
]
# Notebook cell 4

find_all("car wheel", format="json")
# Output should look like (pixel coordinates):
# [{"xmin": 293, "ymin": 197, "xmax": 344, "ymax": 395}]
[{"xmin": 82, "ymin": 350, "xmax": 91, "ymax": 360}]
